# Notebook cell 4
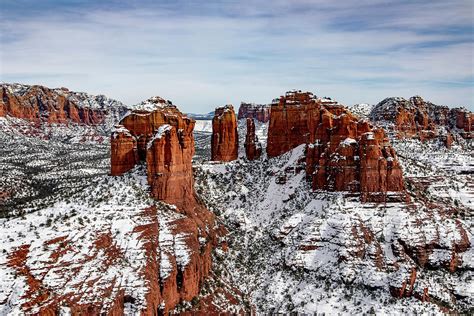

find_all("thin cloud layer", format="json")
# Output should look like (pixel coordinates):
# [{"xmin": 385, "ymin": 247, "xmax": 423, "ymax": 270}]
[{"xmin": 1, "ymin": 0, "xmax": 472, "ymax": 112}]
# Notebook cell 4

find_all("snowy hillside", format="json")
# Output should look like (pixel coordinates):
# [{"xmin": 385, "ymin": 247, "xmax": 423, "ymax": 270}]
[{"xmin": 193, "ymin": 119, "xmax": 473, "ymax": 314}]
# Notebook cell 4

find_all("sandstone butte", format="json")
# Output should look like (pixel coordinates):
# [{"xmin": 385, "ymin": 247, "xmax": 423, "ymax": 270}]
[
  {"xmin": 267, "ymin": 90, "xmax": 407, "ymax": 203},
  {"xmin": 110, "ymin": 96, "xmax": 222, "ymax": 314},
  {"xmin": 211, "ymin": 105, "xmax": 238, "ymax": 162},
  {"xmin": 244, "ymin": 118, "xmax": 262, "ymax": 160},
  {"xmin": 370, "ymin": 95, "xmax": 474, "ymax": 145},
  {"xmin": 0, "ymin": 84, "xmax": 108, "ymax": 125},
  {"xmin": 237, "ymin": 102, "xmax": 271, "ymax": 123}
]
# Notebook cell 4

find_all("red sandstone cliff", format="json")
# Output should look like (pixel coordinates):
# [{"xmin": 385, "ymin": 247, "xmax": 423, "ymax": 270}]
[
  {"xmin": 211, "ymin": 105, "xmax": 238, "ymax": 162},
  {"xmin": 111, "ymin": 97, "xmax": 201, "ymax": 211},
  {"xmin": 267, "ymin": 90, "xmax": 407, "ymax": 202},
  {"xmin": 370, "ymin": 96, "xmax": 473, "ymax": 143},
  {"xmin": 238, "ymin": 102, "xmax": 271, "ymax": 122},
  {"xmin": 267, "ymin": 91, "xmax": 321, "ymax": 158},
  {"xmin": 0, "ymin": 83, "xmax": 116, "ymax": 126},
  {"xmin": 244, "ymin": 118, "xmax": 262, "ymax": 160},
  {"xmin": 110, "ymin": 125, "xmax": 139, "ymax": 176}
]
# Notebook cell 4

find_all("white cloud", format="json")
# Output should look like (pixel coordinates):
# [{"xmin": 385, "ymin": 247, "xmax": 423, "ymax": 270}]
[{"xmin": 1, "ymin": 1, "xmax": 472, "ymax": 111}]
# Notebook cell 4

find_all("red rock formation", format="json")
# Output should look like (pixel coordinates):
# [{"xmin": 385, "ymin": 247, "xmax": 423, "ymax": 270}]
[
  {"xmin": 211, "ymin": 105, "xmax": 238, "ymax": 162},
  {"xmin": 136, "ymin": 206, "xmax": 218, "ymax": 315},
  {"xmin": 111, "ymin": 98, "xmax": 198, "ymax": 210},
  {"xmin": 6, "ymin": 203, "xmax": 221, "ymax": 315},
  {"xmin": 268, "ymin": 90, "xmax": 407, "ymax": 202},
  {"xmin": 0, "ymin": 83, "xmax": 108, "ymax": 125},
  {"xmin": 238, "ymin": 102, "xmax": 271, "ymax": 122},
  {"xmin": 267, "ymin": 91, "xmax": 321, "ymax": 157},
  {"xmin": 146, "ymin": 122, "xmax": 196, "ymax": 210},
  {"xmin": 109, "ymin": 98, "xmax": 223, "ymax": 313},
  {"xmin": 110, "ymin": 125, "xmax": 139, "ymax": 176},
  {"xmin": 451, "ymin": 108, "xmax": 473, "ymax": 138},
  {"xmin": 370, "ymin": 96, "xmax": 473, "ymax": 141},
  {"xmin": 244, "ymin": 118, "xmax": 262, "ymax": 160},
  {"xmin": 390, "ymin": 268, "xmax": 417, "ymax": 298}
]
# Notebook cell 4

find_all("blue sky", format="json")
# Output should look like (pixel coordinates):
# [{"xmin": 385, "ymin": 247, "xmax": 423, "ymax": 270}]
[{"xmin": 1, "ymin": 0, "xmax": 473, "ymax": 112}]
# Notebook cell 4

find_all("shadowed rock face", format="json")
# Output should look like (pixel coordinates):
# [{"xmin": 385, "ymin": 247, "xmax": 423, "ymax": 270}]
[
  {"xmin": 238, "ymin": 102, "xmax": 271, "ymax": 123},
  {"xmin": 211, "ymin": 105, "xmax": 238, "ymax": 162},
  {"xmin": 267, "ymin": 90, "xmax": 407, "ymax": 202},
  {"xmin": 0, "ymin": 84, "xmax": 114, "ymax": 125},
  {"xmin": 370, "ymin": 96, "xmax": 474, "ymax": 142},
  {"xmin": 244, "ymin": 118, "xmax": 262, "ymax": 161},
  {"xmin": 110, "ymin": 125, "xmax": 139, "ymax": 176}
]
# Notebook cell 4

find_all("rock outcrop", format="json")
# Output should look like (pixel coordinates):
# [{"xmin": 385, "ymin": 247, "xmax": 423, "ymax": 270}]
[
  {"xmin": 306, "ymin": 111, "xmax": 406, "ymax": 203},
  {"xmin": 370, "ymin": 96, "xmax": 474, "ymax": 142},
  {"xmin": 267, "ymin": 90, "xmax": 407, "ymax": 202},
  {"xmin": 238, "ymin": 102, "xmax": 271, "ymax": 122},
  {"xmin": 109, "ymin": 96, "xmax": 221, "ymax": 313},
  {"xmin": 267, "ymin": 91, "xmax": 321, "ymax": 157},
  {"xmin": 110, "ymin": 125, "xmax": 139, "ymax": 176},
  {"xmin": 211, "ymin": 105, "xmax": 238, "ymax": 162},
  {"xmin": 111, "ymin": 97, "xmax": 198, "ymax": 209},
  {"xmin": 244, "ymin": 118, "xmax": 262, "ymax": 160},
  {"xmin": 0, "ymin": 83, "xmax": 126, "ymax": 126}
]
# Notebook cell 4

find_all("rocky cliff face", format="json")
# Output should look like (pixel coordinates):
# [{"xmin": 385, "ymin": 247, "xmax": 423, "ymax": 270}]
[
  {"xmin": 109, "ymin": 97, "xmax": 221, "ymax": 313},
  {"xmin": 211, "ymin": 105, "xmax": 238, "ymax": 162},
  {"xmin": 267, "ymin": 91, "xmax": 321, "ymax": 157},
  {"xmin": 244, "ymin": 118, "xmax": 262, "ymax": 161},
  {"xmin": 111, "ymin": 97, "xmax": 203, "ymax": 210},
  {"xmin": 1, "ymin": 83, "xmax": 126, "ymax": 126},
  {"xmin": 0, "ymin": 83, "xmax": 129, "ymax": 142},
  {"xmin": 267, "ymin": 91, "xmax": 406, "ymax": 202},
  {"xmin": 238, "ymin": 102, "xmax": 271, "ymax": 123},
  {"xmin": 195, "ymin": 114, "xmax": 473, "ymax": 314},
  {"xmin": 306, "ymin": 110, "xmax": 406, "ymax": 203},
  {"xmin": 370, "ymin": 96, "xmax": 473, "ymax": 142},
  {"xmin": 110, "ymin": 125, "xmax": 139, "ymax": 176}
]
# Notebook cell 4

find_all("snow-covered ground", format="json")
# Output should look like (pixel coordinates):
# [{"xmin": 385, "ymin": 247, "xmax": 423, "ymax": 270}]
[
  {"xmin": 193, "ymin": 119, "xmax": 473, "ymax": 314},
  {"xmin": 0, "ymin": 128, "xmax": 202, "ymax": 314}
]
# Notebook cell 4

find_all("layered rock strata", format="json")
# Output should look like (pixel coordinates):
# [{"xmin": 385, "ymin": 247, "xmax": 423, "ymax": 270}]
[
  {"xmin": 211, "ymin": 105, "xmax": 238, "ymax": 162},
  {"xmin": 370, "ymin": 96, "xmax": 473, "ymax": 142},
  {"xmin": 267, "ymin": 90, "xmax": 407, "ymax": 202},
  {"xmin": 0, "ymin": 83, "xmax": 123, "ymax": 126},
  {"xmin": 244, "ymin": 118, "xmax": 262, "ymax": 160},
  {"xmin": 111, "ymin": 97, "xmax": 198, "ymax": 209}
]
